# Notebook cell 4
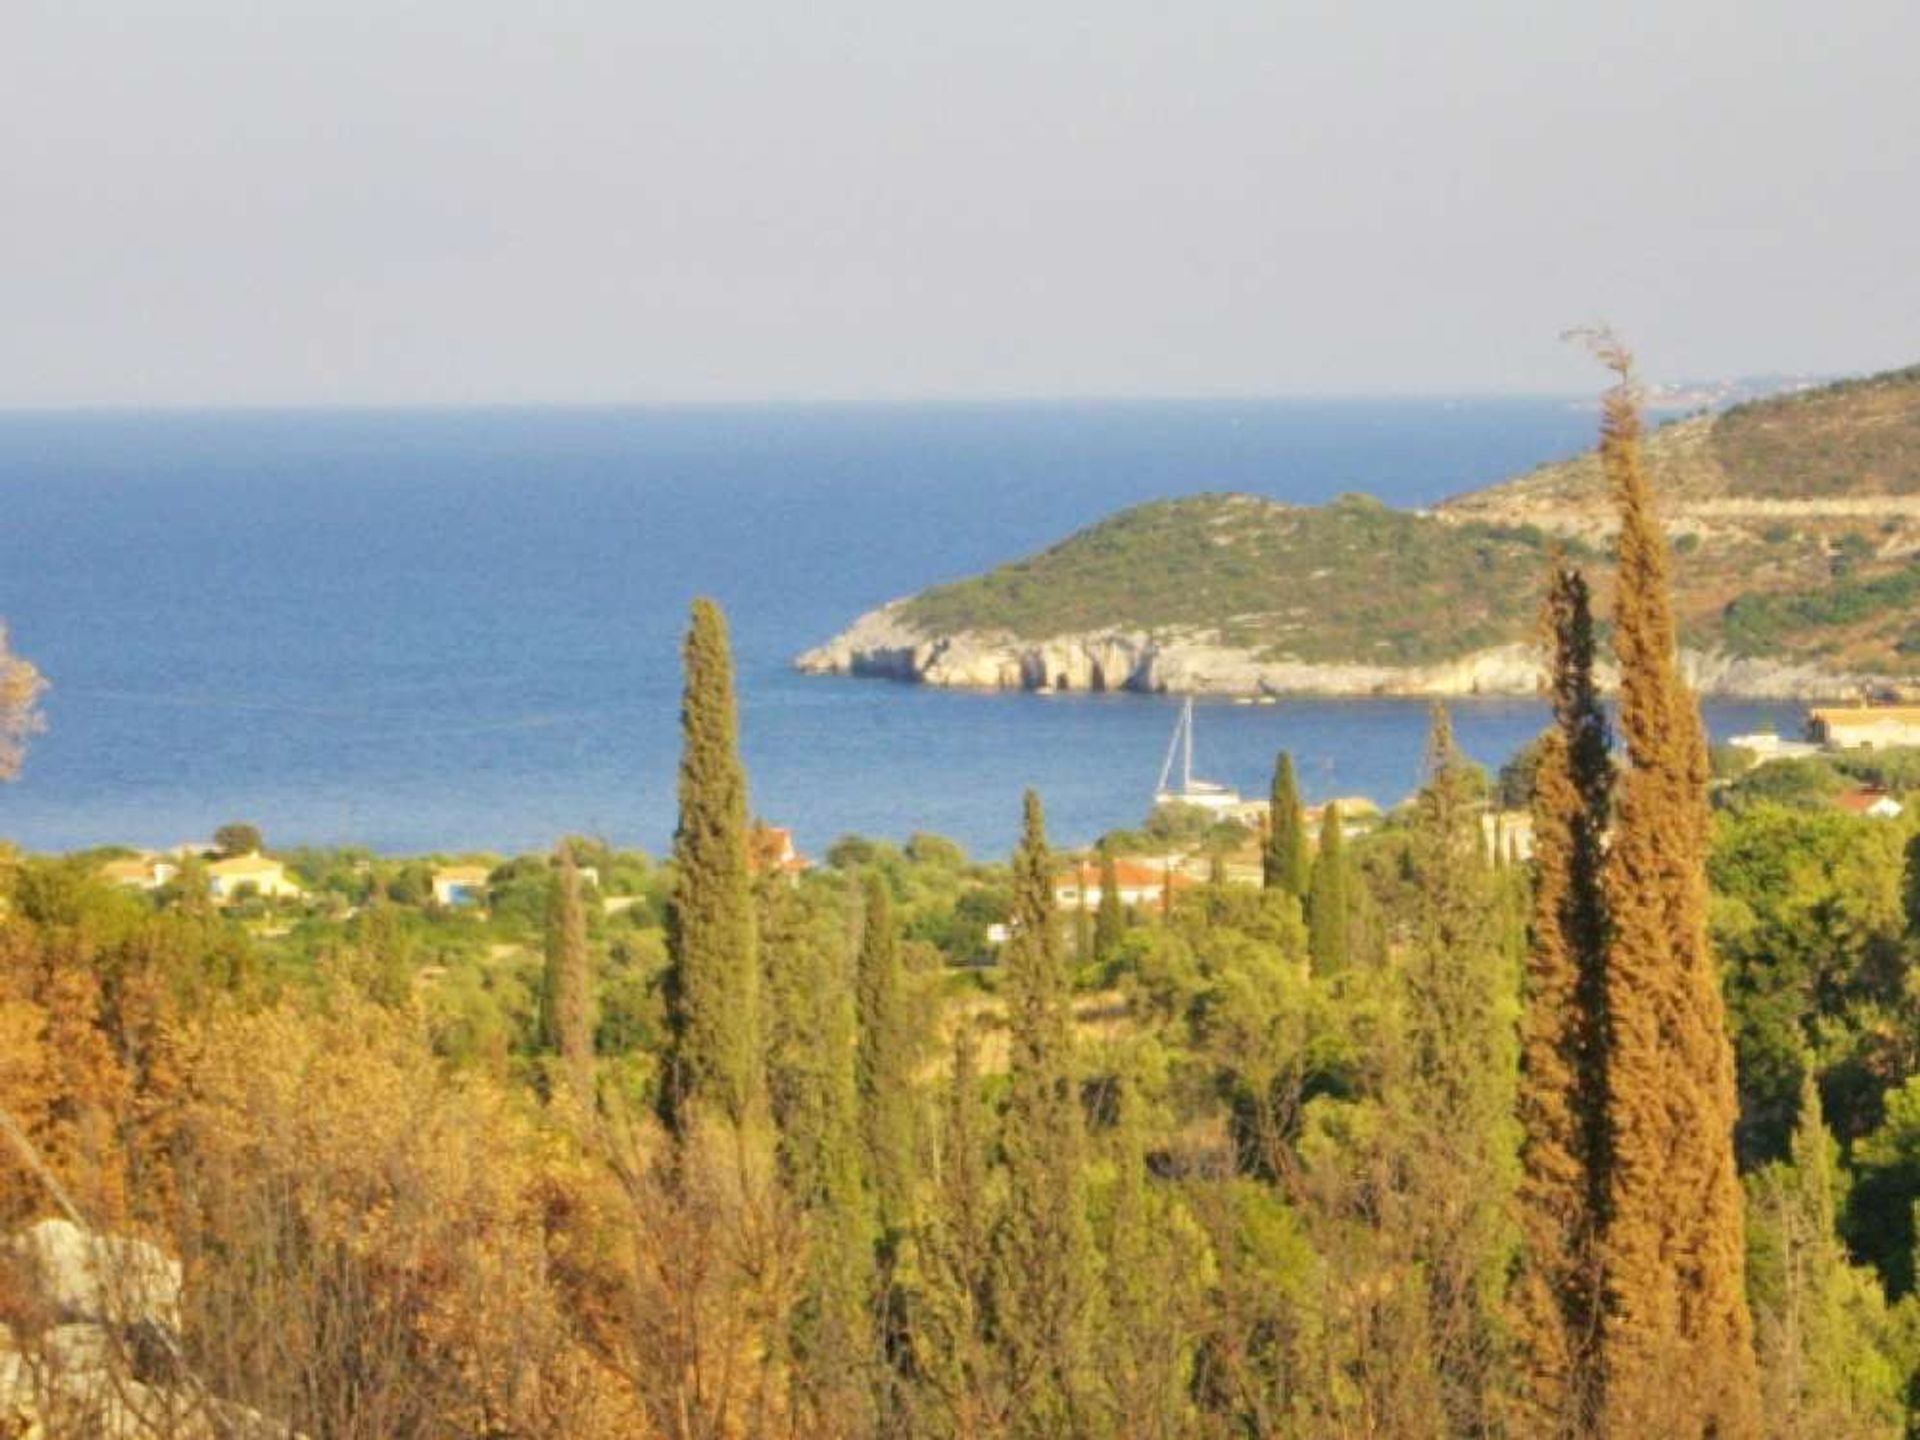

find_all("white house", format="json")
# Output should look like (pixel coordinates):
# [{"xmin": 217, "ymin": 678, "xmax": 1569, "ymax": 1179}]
[
  {"xmin": 1809, "ymin": 707, "xmax": 1920, "ymax": 751},
  {"xmin": 1727, "ymin": 731, "xmax": 1822, "ymax": 764},
  {"xmin": 1834, "ymin": 789, "xmax": 1905, "ymax": 820},
  {"xmin": 431, "ymin": 864, "xmax": 493, "ymax": 908},
  {"xmin": 205, "ymin": 852, "xmax": 303, "ymax": 903},
  {"xmin": 1053, "ymin": 858, "xmax": 1197, "ymax": 911},
  {"xmin": 99, "ymin": 855, "xmax": 179, "ymax": 891}
]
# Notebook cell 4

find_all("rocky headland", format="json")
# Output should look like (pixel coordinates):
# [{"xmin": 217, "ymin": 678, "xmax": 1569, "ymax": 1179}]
[{"xmin": 798, "ymin": 365, "xmax": 1920, "ymax": 701}]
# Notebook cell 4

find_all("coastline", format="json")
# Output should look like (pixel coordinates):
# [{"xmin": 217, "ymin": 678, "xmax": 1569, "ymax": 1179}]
[{"xmin": 794, "ymin": 600, "xmax": 1888, "ymax": 702}]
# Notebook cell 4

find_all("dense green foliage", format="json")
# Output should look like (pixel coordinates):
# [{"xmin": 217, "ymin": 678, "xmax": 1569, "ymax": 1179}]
[
  {"xmin": 1722, "ymin": 560, "xmax": 1920, "ymax": 658},
  {"xmin": 900, "ymin": 493, "xmax": 1558, "ymax": 665}
]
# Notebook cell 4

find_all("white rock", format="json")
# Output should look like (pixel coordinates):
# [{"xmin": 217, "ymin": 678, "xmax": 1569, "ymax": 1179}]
[
  {"xmin": 797, "ymin": 603, "xmax": 1893, "ymax": 701},
  {"xmin": 5, "ymin": 1220, "xmax": 182, "ymax": 1332}
]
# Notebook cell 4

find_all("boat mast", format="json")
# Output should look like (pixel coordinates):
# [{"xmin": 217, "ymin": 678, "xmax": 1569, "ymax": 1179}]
[
  {"xmin": 1155, "ymin": 698, "xmax": 1187, "ymax": 798},
  {"xmin": 1182, "ymin": 697, "xmax": 1194, "ymax": 793}
]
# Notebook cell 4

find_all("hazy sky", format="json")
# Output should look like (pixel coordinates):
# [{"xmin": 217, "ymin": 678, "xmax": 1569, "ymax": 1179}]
[{"xmin": 6, "ymin": 0, "xmax": 1916, "ymax": 405}]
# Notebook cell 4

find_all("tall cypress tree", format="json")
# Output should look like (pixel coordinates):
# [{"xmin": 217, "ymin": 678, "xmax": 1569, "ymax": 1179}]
[
  {"xmin": 1591, "ymin": 344, "xmax": 1758, "ymax": 1436},
  {"xmin": 662, "ymin": 597, "xmax": 761, "ymax": 1130},
  {"xmin": 1306, "ymin": 801, "xmax": 1350, "ymax": 974},
  {"xmin": 1513, "ymin": 561, "xmax": 1612, "ymax": 1434},
  {"xmin": 792, "ymin": 910, "xmax": 875, "ymax": 1435},
  {"xmin": 1263, "ymin": 751, "xmax": 1309, "ymax": 897},
  {"xmin": 915, "ymin": 1022, "xmax": 1003, "ymax": 1435},
  {"xmin": 542, "ymin": 845, "xmax": 595, "ymax": 1113},
  {"xmin": 1093, "ymin": 850, "xmax": 1125, "ymax": 964},
  {"xmin": 995, "ymin": 790, "xmax": 1095, "ymax": 1437},
  {"xmin": 856, "ymin": 872, "xmax": 915, "ymax": 1239},
  {"xmin": 1401, "ymin": 704, "xmax": 1519, "ymax": 1435}
]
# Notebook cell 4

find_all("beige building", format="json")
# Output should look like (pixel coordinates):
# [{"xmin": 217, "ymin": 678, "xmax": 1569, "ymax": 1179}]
[
  {"xmin": 1808, "ymin": 706, "xmax": 1920, "ymax": 751},
  {"xmin": 100, "ymin": 855, "xmax": 180, "ymax": 891},
  {"xmin": 431, "ymin": 863, "xmax": 493, "ymax": 907},
  {"xmin": 205, "ymin": 852, "xmax": 303, "ymax": 903}
]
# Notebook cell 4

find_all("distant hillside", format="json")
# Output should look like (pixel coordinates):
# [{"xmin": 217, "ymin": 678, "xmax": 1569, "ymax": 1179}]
[
  {"xmin": 1442, "ymin": 363, "xmax": 1920, "ymax": 673},
  {"xmin": 800, "ymin": 363, "xmax": 1920, "ymax": 697},
  {"xmin": 899, "ymin": 493, "xmax": 1566, "ymax": 667}
]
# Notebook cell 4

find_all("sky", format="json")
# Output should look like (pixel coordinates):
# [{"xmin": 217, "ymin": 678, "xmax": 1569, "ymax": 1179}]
[{"xmin": 5, "ymin": 0, "xmax": 1917, "ymax": 406}]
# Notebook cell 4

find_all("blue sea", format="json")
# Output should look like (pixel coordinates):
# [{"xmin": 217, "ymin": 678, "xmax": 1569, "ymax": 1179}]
[{"xmin": 0, "ymin": 400, "xmax": 1793, "ymax": 861}]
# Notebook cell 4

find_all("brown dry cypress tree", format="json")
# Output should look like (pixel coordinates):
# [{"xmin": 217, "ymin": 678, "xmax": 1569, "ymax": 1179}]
[
  {"xmin": 1512, "ymin": 561, "xmax": 1612, "ymax": 1434},
  {"xmin": 662, "ymin": 597, "xmax": 761, "ymax": 1130},
  {"xmin": 1589, "ymin": 341, "xmax": 1758, "ymax": 1437}
]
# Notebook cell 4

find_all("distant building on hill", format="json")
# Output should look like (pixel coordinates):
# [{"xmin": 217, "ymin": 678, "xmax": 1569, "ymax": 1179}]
[
  {"xmin": 205, "ymin": 852, "xmax": 302, "ymax": 903},
  {"xmin": 431, "ymin": 864, "xmax": 493, "ymax": 907},
  {"xmin": 1482, "ymin": 810, "xmax": 1536, "ymax": 862},
  {"xmin": 1052, "ymin": 857, "xmax": 1197, "ymax": 911},
  {"xmin": 1727, "ymin": 731, "xmax": 1821, "ymax": 764},
  {"xmin": 1834, "ymin": 788, "xmax": 1905, "ymax": 820},
  {"xmin": 1808, "ymin": 706, "xmax": 1920, "ymax": 751},
  {"xmin": 748, "ymin": 824, "xmax": 810, "ymax": 880},
  {"xmin": 100, "ymin": 855, "xmax": 179, "ymax": 891}
]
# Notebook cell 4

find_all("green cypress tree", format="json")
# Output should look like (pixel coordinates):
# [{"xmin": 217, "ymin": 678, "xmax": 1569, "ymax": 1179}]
[
  {"xmin": 1093, "ymin": 851, "xmax": 1126, "ymax": 964},
  {"xmin": 1401, "ymin": 704, "xmax": 1520, "ymax": 1435},
  {"xmin": 542, "ymin": 845, "xmax": 595, "ymax": 1112},
  {"xmin": 1097, "ymin": 1069, "xmax": 1198, "ymax": 1436},
  {"xmin": 915, "ymin": 1022, "xmax": 1004, "ymax": 1436},
  {"xmin": 1306, "ymin": 801, "xmax": 1350, "ymax": 974},
  {"xmin": 995, "ymin": 790, "xmax": 1096, "ymax": 1437},
  {"xmin": 1747, "ymin": 1076, "xmax": 1908, "ymax": 1437},
  {"xmin": 1263, "ymin": 751, "xmax": 1309, "ymax": 896},
  {"xmin": 360, "ymin": 884, "xmax": 414, "ymax": 1009},
  {"xmin": 856, "ymin": 872, "xmax": 915, "ymax": 1239},
  {"xmin": 792, "ymin": 914, "xmax": 876, "ymax": 1435},
  {"xmin": 662, "ymin": 597, "xmax": 761, "ymax": 1130}
]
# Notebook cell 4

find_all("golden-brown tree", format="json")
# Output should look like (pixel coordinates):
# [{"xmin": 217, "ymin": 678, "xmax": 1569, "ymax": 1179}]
[
  {"xmin": 0, "ymin": 623, "xmax": 45, "ymax": 782},
  {"xmin": 1512, "ymin": 560, "xmax": 1612, "ymax": 1435},
  {"xmin": 1589, "ymin": 339, "xmax": 1759, "ymax": 1436}
]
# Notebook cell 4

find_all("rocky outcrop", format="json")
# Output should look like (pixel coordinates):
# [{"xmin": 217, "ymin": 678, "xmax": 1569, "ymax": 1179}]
[
  {"xmin": 1, "ymin": 1217, "xmax": 302, "ymax": 1440},
  {"xmin": 795, "ymin": 602, "xmax": 1885, "ymax": 700}
]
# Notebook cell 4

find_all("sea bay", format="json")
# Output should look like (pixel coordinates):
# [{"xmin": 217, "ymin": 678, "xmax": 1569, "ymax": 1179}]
[{"xmin": 0, "ymin": 399, "xmax": 1792, "ymax": 859}]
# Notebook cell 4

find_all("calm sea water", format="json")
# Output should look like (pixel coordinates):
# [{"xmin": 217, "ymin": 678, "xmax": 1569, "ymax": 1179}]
[{"xmin": 0, "ymin": 401, "xmax": 1793, "ymax": 860}]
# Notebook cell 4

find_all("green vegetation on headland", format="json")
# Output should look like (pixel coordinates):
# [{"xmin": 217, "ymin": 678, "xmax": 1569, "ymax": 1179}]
[
  {"xmin": 903, "ymin": 492, "xmax": 1569, "ymax": 665},
  {"xmin": 814, "ymin": 361, "xmax": 1920, "ymax": 687}
]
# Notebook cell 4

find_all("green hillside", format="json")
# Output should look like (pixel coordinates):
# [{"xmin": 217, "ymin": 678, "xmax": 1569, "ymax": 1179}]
[
  {"xmin": 900, "ymin": 493, "xmax": 1567, "ymax": 666},
  {"xmin": 1712, "ymin": 365, "xmax": 1920, "ymax": 498},
  {"xmin": 884, "ymin": 362, "xmax": 1920, "ymax": 679}
]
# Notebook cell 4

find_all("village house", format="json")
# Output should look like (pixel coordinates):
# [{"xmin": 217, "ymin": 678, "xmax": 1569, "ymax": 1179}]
[
  {"xmin": 99, "ymin": 855, "xmax": 179, "ymax": 891},
  {"xmin": 1808, "ymin": 706, "xmax": 1920, "ymax": 751},
  {"xmin": 1481, "ymin": 810, "xmax": 1536, "ymax": 862},
  {"xmin": 1727, "ymin": 731, "xmax": 1822, "ymax": 764},
  {"xmin": 748, "ymin": 824, "xmax": 811, "ymax": 880},
  {"xmin": 204, "ymin": 852, "xmax": 303, "ymax": 903},
  {"xmin": 1052, "ymin": 857, "xmax": 1197, "ymax": 912},
  {"xmin": 431, "ymin": 863, "xmax": 493, "ymax": 908},
  {"xmin": 1834, "ymin": 788, "xmax": 1905, "ymax": 820}
]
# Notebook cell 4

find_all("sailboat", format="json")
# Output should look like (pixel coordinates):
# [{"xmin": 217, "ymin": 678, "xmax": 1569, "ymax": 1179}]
[{"xmin": 1152, "ymin": 697, "xmax": 1243, "ymax": 813}]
